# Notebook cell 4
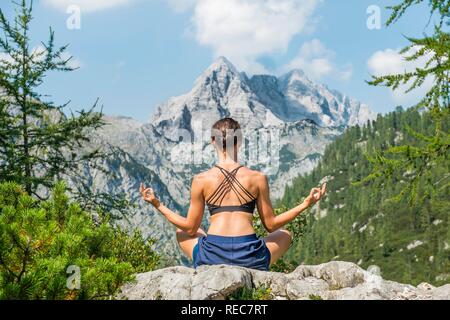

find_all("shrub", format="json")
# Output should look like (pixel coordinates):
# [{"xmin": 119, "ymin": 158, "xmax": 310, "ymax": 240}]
[
  {"xmin": 0, "ymin": 182, "xmax": 159, "ymax": 299},
  {"xmin": 227, "ymin": 285, "xmax": 272, "ymax": 300}
]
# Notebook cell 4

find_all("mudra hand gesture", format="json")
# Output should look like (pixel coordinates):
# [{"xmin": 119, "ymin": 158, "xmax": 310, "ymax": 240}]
[
  {"xmin": 303, "ymin": 183, "xmax": 327, "ymax": 208},
  {"xmin": 140, "ymin": 183, "xmax": 161, "ymax": 208}
]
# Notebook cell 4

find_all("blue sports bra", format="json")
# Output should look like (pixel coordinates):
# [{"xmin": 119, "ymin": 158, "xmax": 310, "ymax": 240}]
[{"xmin": 206, "ymin": 165, "xmax": 257, "ymax": 215}]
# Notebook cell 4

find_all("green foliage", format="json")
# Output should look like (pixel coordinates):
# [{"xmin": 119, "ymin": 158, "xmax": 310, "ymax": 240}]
[
  {"xmin": 253, "ymin": 205, "xmax": 311, "ymax": 243},
  {"xmin": 253, "ymin": 204, "xmax": 311, "ymax": 272},
  {"xmin": 366, "ymin": 0, "xmax": 450, "ymax": 204},
  {"xmin": 386, "ymin": 0, "xmax": 449, "ymax": 27},
  {"xmin": 227, "ymin": 285, "xmax": 272, "ymax": 300},
  {"xmin": 308, "ymin": 294, "xmax": 323, "ymax": 300},
  {"xmin": 269, "ymin": 259, "xmax": 297, "ymax": 273},
  {"xmin": 0, "ymin": 181, "xmax": 159, "ymax": 299},
  {"xmin": 0, "ymin": 0, "xmax": 129, "ymax": 214},
  {"xmin": 279, "ymin": 108, "xmax": 449, "ymax": 286}
]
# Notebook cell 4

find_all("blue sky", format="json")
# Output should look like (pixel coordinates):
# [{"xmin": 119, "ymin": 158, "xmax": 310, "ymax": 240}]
[{"xmin": 1, "ymin": 0, "xmax": 435, "ymax": 121}]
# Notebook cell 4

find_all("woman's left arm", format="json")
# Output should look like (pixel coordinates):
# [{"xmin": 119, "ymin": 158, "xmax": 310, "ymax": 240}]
[{"xmin": 140, "ymin": 175, "xmax": 205, "ymax": 236}]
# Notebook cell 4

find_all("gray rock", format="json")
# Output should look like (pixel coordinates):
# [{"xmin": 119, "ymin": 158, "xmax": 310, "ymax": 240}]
[
  {"xmin": 118, "ymin": 261, "xmax": 450, "ymax": 300},
  {"xmin": 430, "ymin": 284, "xmax": 450, "ymax": 300},
  {"xmin": 191, "ymin": 265, "xmax": 252, "ymax": 300},
  {"xmin": 290, "ymin": 261, "xmax": 366, "ymax": 289},
  {"xmin": 250, "ymin": 269, "xmax": 289, "ymax": 299},
  {"xmin": 286, "ymin": 277, "xmax": 329, "ymax": 300},
  {"xmin": 119, "ymin": 266, "xmax": 194, "ymax": 300}
]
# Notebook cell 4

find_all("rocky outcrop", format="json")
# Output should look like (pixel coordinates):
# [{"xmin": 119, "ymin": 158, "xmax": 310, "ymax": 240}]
[{"xmin": 118, "ymin": 261, "xmax": 450, "ymax": 300}]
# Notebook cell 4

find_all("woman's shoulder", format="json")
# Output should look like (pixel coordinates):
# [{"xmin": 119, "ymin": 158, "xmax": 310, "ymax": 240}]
[
  {"xmin": 192, "ymin": 170, "xmax": 210, "ymax": 182},
  {"xmin": 239, "ymin": 166, "xmax": 264, "ymax": 177},
  {"xmin": 237, "ymin": 167, "xmax": 268, "ymax": 186},
  {"xmin": 192, "ymin": 167, "xmax": 219, "ymax": 183}
]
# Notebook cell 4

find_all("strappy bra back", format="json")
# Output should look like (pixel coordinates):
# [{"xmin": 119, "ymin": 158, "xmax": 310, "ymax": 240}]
[{"xmin": 206, "ymin": 165, "xmax": 257, "ymax": 215}]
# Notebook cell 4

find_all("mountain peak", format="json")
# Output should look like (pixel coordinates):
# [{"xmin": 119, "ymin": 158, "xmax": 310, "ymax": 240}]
[
  {"xmin": 202, "ymin": 56, "xmax": 239, "ymax": 76},
  {"xmin": 280, "ymin": 68, "xmax": 312, "ymax": 85},
  {"xmin": 153, "ymin": 57, "xmax": 376, "ymax": 134},
  {"xmin": 191, "ymin": 56, "xmax": 246, "ymax": 98},
  {"xmin": 214, "ymin": 56, "xmax": 235, "ymax": 67}
]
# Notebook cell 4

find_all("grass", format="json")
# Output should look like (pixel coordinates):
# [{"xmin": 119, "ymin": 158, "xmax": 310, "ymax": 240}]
[{"xmin": 227, "ymin": 285, "xmax": 273, "ymax": 300}]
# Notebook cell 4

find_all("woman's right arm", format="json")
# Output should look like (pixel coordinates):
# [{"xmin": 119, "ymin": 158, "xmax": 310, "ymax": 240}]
[
  {"xmin": 256, "ymin": 174, "xmax": 326, "ymax": 233},
  {"xmin": 140, "ymin": 175, "xmax": 205, "ymax": 236}
]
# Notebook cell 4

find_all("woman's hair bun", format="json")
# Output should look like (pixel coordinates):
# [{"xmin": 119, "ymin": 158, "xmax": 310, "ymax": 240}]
[{"xmin": 211, "ymin": 117, "xmax": 242, "ymax": 151}]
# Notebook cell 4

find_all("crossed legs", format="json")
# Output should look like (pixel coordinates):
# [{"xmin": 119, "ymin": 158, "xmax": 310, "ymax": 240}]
[
  {"xmin": 263, "ymin": 229, "xmax": 292, "ymax": 265},
  {"xmin": 176, "ymin": 228, "xmax": 292, "ymax": 265},
  {"xmin": 176, "ymin": 228, "xmax": 207, "ymax": 260}
]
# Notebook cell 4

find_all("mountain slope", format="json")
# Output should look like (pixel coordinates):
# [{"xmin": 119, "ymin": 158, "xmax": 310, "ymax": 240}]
[{"xmin": 279, "ymin": 108, "xmax": 450, "ymax": 286}]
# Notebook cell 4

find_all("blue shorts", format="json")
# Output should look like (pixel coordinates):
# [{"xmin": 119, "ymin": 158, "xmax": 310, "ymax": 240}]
[{"xmin": 192, "ymin": 234, "xmax": 271, "ymax": 271}]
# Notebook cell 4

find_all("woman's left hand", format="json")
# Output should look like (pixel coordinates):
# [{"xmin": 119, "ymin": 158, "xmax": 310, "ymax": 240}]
[
  {"xmin": 303, "ymin": 183, "xmax": 327, "ymax": 208},
  {"xmin": 140, "ymin": 183, "xmax": 161, "ymax": 208}
]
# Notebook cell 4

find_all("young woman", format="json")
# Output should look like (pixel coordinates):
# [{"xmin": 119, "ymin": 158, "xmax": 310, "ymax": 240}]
[{"xmin": 140, "ymin": 118, "xmax": 326, "ymax": 271}]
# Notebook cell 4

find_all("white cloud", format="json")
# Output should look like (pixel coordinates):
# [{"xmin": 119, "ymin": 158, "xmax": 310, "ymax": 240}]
[
  {"xmin": 186, "ymin": 0, "xmax": 320, "ymax": 74},
  {"xmin": 281, "ymin": 39, "xmax": 353, "ymax": 81},
  {"xmin": 368, "ymin": 48, "xmax": 407, "ymax": 75},
  {"xmin": 367, "ymin": 47, "xmax": 434, "ymax": 105},
  {"xmin": 42, "ymin": 0, "xmax": 134, "ymax": 13},
  {"xmin": 339, "ymin": 64, "xmax": 353, "ymax": 81},
  {"xmin": 0, "ymin": 53, "xmax": 14, "ymax": 66}
]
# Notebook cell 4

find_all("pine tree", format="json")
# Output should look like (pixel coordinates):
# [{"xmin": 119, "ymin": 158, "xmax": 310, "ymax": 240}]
[
  {"xmin": 0, "ymin": 1, "xmax": 126, "ymax": 213},
  {"xmin": 363, "ymin": 0, "xmax": 450, "ymax": 204}
]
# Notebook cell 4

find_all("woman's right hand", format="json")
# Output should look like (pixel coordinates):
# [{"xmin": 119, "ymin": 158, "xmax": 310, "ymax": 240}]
[
  {"xmin": 303, "ymin": 183, "xmax": 327, "ymax": 208},
  {"xmin": 140, "ymin": 183, "xmax": 161, "ymax": 208}
]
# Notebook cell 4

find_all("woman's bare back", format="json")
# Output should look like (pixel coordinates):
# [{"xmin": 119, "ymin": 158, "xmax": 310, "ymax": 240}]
[{"xmin": 197, "ymin": 165, "xmax": 263, "ymax": 236}]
